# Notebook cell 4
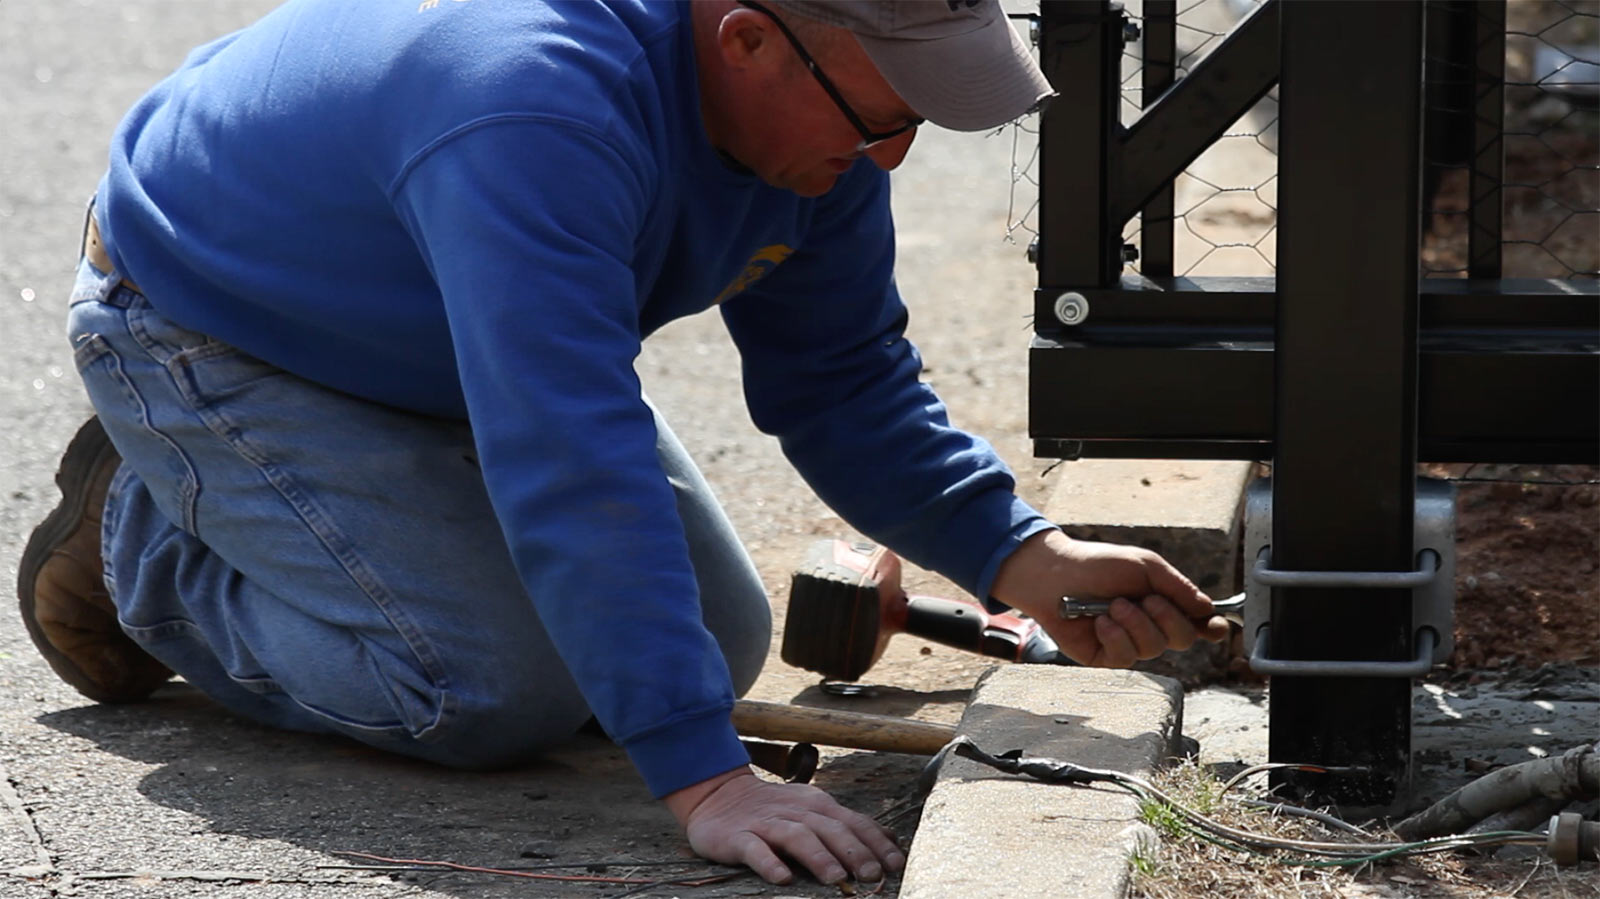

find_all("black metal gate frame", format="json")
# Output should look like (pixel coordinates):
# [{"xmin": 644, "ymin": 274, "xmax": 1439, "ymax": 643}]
[
  {"xmin": 1028, "ymin": 0, "xmax": 1599, "ymax": 806},
  {"xmin": 1031, "ymin": 0, "xmax": 1598, "ymax": 466}
]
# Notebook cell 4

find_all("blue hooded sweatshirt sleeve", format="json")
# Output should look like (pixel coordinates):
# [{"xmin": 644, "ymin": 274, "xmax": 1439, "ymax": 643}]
[
  {"xmin": 391, "ymin": 119, "xmax": 749, "ymax": 798},
  {"xmin": 722, "ymin": 166, "xmax": 1056, "ymax": 603}
]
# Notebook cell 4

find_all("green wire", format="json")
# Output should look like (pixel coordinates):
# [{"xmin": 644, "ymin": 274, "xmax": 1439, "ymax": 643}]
[
  {"xmin": 1142, "ymin": 789, "xmax": 1542, "ymax": 868},
  {"xmin": 1278, "ymin": 831, "xmax": 1545, "ymax": 868},
  {"xmin": 955, "ymin": 740, "xmax": 1547, "ymax": 868}
]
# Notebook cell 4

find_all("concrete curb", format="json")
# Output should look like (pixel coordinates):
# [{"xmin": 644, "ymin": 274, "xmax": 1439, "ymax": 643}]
[{"xmin": 899, "ymin": 666, "xmax": 1183, "ymax": 899}]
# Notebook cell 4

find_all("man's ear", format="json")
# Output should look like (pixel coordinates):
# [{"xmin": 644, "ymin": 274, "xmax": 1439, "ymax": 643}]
[{"xmin": 716, "ymin": 7, "xmax": 779, "ymax": 71}]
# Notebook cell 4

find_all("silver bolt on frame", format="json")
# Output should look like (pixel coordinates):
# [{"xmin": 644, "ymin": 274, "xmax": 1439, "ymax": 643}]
[{"xmin": 1053, "ymin": 292, "xmax": 1089, "ymax": 326}]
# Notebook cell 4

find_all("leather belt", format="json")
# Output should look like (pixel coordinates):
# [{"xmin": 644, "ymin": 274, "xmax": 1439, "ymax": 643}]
[{"xmin": 84, "ymin": 213, "xmax": 141, "ymax": 294}]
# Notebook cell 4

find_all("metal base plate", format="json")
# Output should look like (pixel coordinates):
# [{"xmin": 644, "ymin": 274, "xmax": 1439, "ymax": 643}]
[{"xmin": 1243, "ymin": 477, "xmax": 1457, "ymax": 664}]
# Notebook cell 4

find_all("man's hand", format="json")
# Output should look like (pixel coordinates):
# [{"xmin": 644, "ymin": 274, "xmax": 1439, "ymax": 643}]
[
  {"xmin": 663, "ymin": 766, "xmax": 905, "ymax": 886},
  {"xmin": 991, "ymin": 529, "xmax": 1231, "ymax": 667}
]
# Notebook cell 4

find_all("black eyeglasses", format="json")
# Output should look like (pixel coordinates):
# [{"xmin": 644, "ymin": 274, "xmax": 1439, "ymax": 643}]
[{"xmin": 738, "ymin": 0, "xmax": 924, "ymax": 151}]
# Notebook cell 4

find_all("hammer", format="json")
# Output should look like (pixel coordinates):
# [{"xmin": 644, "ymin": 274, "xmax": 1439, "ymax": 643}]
[
  {"xmin": 780, "ymin": 539, "xmax": 1070, "ymax": 683},
  {"xmin": 732, "ymin": 698, "xmax": 955, "ymax": 756}
]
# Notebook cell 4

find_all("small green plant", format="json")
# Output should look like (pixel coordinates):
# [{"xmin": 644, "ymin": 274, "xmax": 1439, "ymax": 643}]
[
  {"xmin": 1128, "ymin": 843, "xmax": 1159, "ymax": 879},
  {"xmin": 1138, "ymin": 796, "xmax": 1186, "ymax": 840},
  {"xmin": 1162, "ymin": 759, "xmax": 1222, "ymax": 815}
]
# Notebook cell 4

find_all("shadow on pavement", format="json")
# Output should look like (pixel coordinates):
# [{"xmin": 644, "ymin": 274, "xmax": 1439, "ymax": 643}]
[
  {"xmin": 789, "ymin": 683, "xmax": 972, "ymax": 719},
  {"xmin": 34, "ymin": 682, "xmax": 715, "ymax": 896}
]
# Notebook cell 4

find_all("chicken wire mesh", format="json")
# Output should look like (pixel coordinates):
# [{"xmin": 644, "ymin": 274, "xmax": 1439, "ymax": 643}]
[
  {"xmin": 1423, "ymin": 0, "xmax": 1599, "ymax": 278},
  {"xmin": 1006, "ymin": 0, "xmax": 1600, "ymax": 281}
]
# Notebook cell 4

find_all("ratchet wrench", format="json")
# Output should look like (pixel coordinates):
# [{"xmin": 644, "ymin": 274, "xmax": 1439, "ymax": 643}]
[{"xmin": 1059, "ymin": 591, "xmax": 1246, "ymax": 626}]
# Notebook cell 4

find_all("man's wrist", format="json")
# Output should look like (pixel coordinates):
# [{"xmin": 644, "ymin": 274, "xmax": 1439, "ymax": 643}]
[
  {"xmin": 989, "ymin": 528, "xmax": 1071, "ymax": 611},
  {"xmin": 662, "ymin": 765, "xmax": 753, "ymax": 826}
]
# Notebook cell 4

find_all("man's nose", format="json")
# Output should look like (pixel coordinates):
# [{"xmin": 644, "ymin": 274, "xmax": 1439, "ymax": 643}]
[{"xmin": 864, "ymin": 127, "xmax": 917, "ymax": 170}]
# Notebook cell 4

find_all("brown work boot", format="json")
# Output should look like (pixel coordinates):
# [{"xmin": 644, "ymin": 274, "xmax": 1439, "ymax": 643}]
[{"xmin": 17, "ymin": 417, "xmax": 171, "ymax": 702}]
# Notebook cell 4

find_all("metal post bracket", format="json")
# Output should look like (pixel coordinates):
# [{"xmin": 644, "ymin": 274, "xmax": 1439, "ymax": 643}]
[
  {"xmin": 1250, "ymin": 627, "xmax": 1438, "ymax": 678},
  {"xmin": 1243, "ymin": 477, "xmax": 1457, "ymax": 674}
]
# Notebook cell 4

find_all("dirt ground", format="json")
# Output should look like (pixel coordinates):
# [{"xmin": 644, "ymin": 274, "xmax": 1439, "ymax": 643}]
[{"xmin": 1437, "ymin": 466, "xmax": 1599, "ymax": 671}]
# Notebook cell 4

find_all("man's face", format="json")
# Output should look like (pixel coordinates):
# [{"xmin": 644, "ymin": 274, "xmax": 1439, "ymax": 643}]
[{"xmin": 730, "ymin": 17, "xmax": 921, "ymax": 197}]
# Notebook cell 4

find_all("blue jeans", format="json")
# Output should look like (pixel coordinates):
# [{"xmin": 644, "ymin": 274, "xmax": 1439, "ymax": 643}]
[{"xmin": 66, "ymin": 257, "xmax": 770, "ymax": 769}]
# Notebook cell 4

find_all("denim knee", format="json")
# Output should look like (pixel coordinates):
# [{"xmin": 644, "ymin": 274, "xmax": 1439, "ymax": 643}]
[
  {"xmin": 405, "ymin": 684, "xmax": 595, "ymax": 771},
  {"xmin": 723, "ymin": 595, "xmax": 771, "ymax": 699}
]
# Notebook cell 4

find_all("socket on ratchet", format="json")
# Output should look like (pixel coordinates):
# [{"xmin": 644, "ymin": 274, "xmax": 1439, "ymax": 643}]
[{"xmin": 1059, "ymin": 592, "xmax": 1246, "ymax": 626}]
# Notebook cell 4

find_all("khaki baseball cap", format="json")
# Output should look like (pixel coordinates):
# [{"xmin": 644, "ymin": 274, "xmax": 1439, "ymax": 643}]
[{"xmin": 777, "ymin": 0, "xmax": 1055, "ymax": 131}]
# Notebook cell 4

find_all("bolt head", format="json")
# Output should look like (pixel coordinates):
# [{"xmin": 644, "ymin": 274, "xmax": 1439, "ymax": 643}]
[{"xmin": 1053, "ymin": 292, "xmax": 1089, "ymax": 326}]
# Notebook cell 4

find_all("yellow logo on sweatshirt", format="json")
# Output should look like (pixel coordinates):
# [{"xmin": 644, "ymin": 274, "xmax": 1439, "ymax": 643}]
[{"xmin": 713, "ymin": 245, "xmax": 794, "ymax": 305}]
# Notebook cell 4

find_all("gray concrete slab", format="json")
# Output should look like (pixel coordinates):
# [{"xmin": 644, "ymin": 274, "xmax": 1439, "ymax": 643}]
[{"xmin": 899, "ymin": 666, "xmax": 1183, "ymax": 899}]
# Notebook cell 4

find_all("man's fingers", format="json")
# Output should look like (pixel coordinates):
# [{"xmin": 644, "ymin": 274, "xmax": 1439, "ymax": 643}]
[
  {"xmin": 1140, "ymin": 594, "xmax": 1198, "ymax": 652},
  {"xmin": 1141, "ymin": 553, "xmax": 1213, "ymax": 617},
  {"xmin": 847, "ymin": 813, "xmax": 906, "ymax": 875},
  {"xmin": 1062, "ymin": 594, "xmax": 1223, "ymax": 665},
  {"xmin": 815, "ymin": 806, "xmax": 905, "ymax": 882},
  {"xmin": 801, "ymin": 811, "xmax": 888, "ymax": 882},
  {"xmin": 1051, "ymin": 618, "xmax": 1110, "ymax": 667},
  {"xmin": 678, "ymin": 775, "xmax": 908, "ymax": 887},
  {"xmin": 1092, "ymin": 613, "xmax": 1137, "ymax": 667},
  {"xmin": 1199, "ymin": 615, "xmax": 1232, "ymax": 643},
  {"xmin": 728, "ymin": 830, "xmax": 793, "ymax": 885},
  {"xmin": 1108, "ymin": 596, "xmax": 1170, "ymax": 659},
  {"xmin": 757, "ymin": 817, "xmax": 851, "ymax": 884}
]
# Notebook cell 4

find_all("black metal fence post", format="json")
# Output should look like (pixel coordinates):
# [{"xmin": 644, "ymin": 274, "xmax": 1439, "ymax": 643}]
[{"xmin": 1268, "ymin": 0, "xmax": 1425, "ymax": 806}]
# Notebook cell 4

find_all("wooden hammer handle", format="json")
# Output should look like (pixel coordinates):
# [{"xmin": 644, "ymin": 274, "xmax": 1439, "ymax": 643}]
[{"xmin": 731, "ymin": 699, "xmax": 956, "ymax": 756}]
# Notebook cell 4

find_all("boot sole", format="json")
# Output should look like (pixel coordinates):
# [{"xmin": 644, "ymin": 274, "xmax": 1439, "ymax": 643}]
[{"xmin": 16, "ymin": 417, "xmax": 158, "ymax": 703}]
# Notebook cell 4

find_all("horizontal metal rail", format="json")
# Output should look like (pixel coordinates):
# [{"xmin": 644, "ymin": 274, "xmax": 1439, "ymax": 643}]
[
  {"xmin": 1035, "ymin": 277, "xmax": 1600, "ymax": 331},
  {"xmin": 1029, "ymin": 278, "xmax": 1599, "ymax": 463}
]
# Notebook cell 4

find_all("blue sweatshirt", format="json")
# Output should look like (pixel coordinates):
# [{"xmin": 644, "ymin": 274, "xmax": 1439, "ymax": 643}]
[{"xmin": 97, "ymin": 0, "xmax": 1054, "ymax": 797}]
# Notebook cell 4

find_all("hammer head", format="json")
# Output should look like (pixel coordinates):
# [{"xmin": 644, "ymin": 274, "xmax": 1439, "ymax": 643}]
[{"xmin": 781, "ymin": 540, "xmax": 908, "ymax": 681}]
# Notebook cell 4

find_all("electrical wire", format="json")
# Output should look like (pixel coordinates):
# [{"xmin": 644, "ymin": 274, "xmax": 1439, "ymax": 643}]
[
  {"xmin": 1220, "ymin": 761, "xmax": 1371, "ymax": 797},
  {"xmin": 1236, "ymin": 798, "xmax": 1372, "ymax": 836},
  {"xmin": 947, "ymin": 738, "xmax": 1545, "ymax": 865},
  {"xmin": 1217, "ymin": 761, "xmax": 1377, "ymax": 835}
]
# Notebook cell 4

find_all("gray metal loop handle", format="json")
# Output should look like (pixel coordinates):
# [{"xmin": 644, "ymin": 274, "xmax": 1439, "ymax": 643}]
[
  {"xmin": 1252, "ymin": 548, "xmax": 1440, "ymax": 589},
  {"xmin": 1248, "ymin": 627, "xmax": 1437, "ymax": 677}
]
